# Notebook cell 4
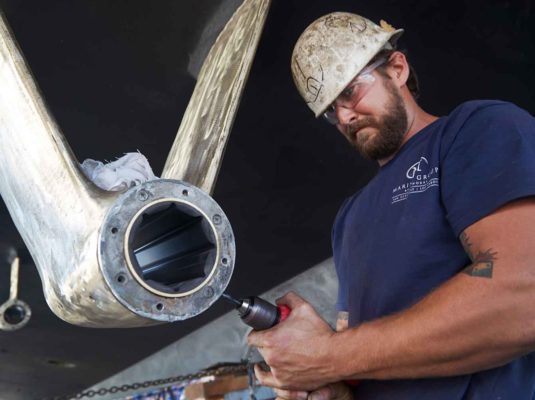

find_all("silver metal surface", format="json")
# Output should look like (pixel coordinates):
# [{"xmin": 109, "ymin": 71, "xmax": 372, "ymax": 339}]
[
  {"xmin": 9, "ymin": 255, "xmax": 19, "ymax": 300},
  {"xmin": 238, "ymin": 298, "xmax": 251, "ymax": 315},
  {"xmin": 0, "ymin": 11, "xmax": 122, "ymax": 326},
  {"xmin": 99, "ymin": 180, "xmax": 235, "ymax": 322},
  {"xmin": 0, "ymin": 257, "xmax": 32, "ymax": 331},
  {"xmin": 162, "ymin": 0, "xmax": 272, "ymax": 194},
  {"xmin": 0, "ymin": 0, "xmax": 270, "ymax": 327}
]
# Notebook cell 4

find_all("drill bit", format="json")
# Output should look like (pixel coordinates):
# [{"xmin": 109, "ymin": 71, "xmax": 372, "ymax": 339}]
[{"xmin": 221, "ymin": 292, "xmax": 242, "ymax": 307}]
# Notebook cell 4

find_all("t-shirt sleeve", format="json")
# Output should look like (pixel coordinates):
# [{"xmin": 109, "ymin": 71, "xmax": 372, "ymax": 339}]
[
  {"xmin": 332, "ymin": 197, "xmax": 352, "ymax": 312},
  {"xmin": 441, "ymin": 102, "xmax": 535, "ymax": 236},
  {"xmin": 335, "ymin": 269, "xmax": 348, "ymax": 312}
]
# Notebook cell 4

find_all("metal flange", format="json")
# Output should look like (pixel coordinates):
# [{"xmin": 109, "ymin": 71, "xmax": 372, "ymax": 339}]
[{"xmin": 98, "ymin": 179, "xmax": 235, "ymax": 322}]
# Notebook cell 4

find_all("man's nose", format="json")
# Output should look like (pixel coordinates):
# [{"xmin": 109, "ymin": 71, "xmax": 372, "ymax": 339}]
[{"xmin": 336, "ymin": 105, "xmax": 358, "ymax": 125}]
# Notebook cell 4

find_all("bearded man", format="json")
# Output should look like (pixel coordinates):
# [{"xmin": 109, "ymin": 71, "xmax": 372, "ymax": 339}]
[{"xmin": 248, "ymin": 12, "xmax": 535, "ymax": 400}]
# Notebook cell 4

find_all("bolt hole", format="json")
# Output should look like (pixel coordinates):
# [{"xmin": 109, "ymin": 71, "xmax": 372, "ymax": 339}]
[
  {"xmin": 3, "ymin": 305, "xmax": 26, "ymax": 325},
  {"xmin": 222, "ymin": 258, "xmax": 228, "ymax": 265},
  {"xmin": 117, "ymin": 274, "xmax": 126, "ymax": 284},
  {"xmin": 111, "ymin": 227, "xmax": 118, "ymax": 234},
  {"xmin": 156, "ymin": 303, "xmax": 164, "ymax": 311},
  {"xmin": 182, "ymin": 189, "xmax": 189, "ymax": 196}
]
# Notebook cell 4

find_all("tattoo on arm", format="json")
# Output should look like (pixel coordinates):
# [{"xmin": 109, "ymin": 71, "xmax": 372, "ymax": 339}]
[
  {"xmin": 460, "ymin": 232, "xmax": 497, "ymax": 278},
  {"xmin": 459, "ymin": 232, "xmax": 474, "ymax": 259}
]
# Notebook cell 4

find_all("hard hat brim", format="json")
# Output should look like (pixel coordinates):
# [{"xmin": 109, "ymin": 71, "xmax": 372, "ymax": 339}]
[{"xmin": 314, "ymin": 28, "xmax": 405, "ymax": 118}]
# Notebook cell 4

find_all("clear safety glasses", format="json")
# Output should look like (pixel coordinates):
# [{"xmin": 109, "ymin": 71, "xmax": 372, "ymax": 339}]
[{"xmin": 323, "ymin": 57, "xmax": 388, "ymax": 125}]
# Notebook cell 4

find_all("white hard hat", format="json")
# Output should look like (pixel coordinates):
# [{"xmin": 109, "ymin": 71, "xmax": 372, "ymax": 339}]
[{"xmin": 291, "ymin": 12, "xmax": 404, "ymax": 117}]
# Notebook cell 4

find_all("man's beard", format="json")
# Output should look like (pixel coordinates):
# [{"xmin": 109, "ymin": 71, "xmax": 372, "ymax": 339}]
[{"xmin": 345, "ymin": 81, "xmax": 408, "ymax": 161}]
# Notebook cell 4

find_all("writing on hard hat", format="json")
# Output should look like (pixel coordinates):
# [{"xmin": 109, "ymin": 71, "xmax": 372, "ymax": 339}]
[{"xmin": 291, "ymin": 12, "xmax": 403, "ymax": 117}]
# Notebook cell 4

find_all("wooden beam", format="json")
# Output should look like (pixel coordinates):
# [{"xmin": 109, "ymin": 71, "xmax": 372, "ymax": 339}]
[{"xmin": 185, "ymin": 374, "xmax": 249, "ymax": 400}]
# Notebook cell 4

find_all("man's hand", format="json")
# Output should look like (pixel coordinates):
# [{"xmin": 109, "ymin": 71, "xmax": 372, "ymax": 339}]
[
  {"xmin": 272, "ymin": 382, "xmax": 353, "ymax": 400},
  {"xmin": 247, "ymin": 292, "xmax": 338, "ymax": 390}
]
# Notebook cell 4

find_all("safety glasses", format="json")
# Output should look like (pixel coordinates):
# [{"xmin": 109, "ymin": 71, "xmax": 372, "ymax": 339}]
[{"xmin": 323, "ymin": 57, "xmax": 388, "ymax": 125}]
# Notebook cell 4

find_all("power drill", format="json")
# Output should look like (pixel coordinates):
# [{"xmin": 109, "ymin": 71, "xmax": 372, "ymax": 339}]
[
  {"xmin": 223, "ymin": 293, "xmax": 360, "ymax": 386},
  {"xmin": 222, "ymin": 293, "xmax": 291, "ymax": 331}
]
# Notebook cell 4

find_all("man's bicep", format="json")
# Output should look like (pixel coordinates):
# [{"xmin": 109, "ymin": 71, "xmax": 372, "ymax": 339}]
[
  {"xmin": 459, "ymin": 197, "xmax": 535, "ymax": 280},
  {"xmin": 441, "ymin": 103, "xmax": 535, "ymax": 237}
]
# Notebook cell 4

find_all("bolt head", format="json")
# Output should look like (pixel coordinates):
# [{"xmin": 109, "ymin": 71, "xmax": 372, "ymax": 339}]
[{"xmin": 137, "ymin": 190, "xmax": 149, "ymax": 201}]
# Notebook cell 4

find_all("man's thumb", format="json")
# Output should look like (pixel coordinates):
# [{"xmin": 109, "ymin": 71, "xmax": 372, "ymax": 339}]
[{"xmin": 308, "ymin": 387, "xmax": 331, "ymax": 400}]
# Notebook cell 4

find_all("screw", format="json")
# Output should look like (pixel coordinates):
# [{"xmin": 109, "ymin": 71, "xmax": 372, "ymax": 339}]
[
  {"xmin": 212, "ymin": 214, "xmax": 222, "ymax": 225},
  {"xmin": 204, "ymin": 286, "xmax": 214, "ymax": 298},
  {"xmin": 138, "ymin": 190, "xmax": 149, "ymax": 201}
]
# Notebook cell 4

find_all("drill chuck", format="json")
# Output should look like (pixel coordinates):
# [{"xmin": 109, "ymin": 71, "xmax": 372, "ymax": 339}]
[
  {"xmin": 222, "ymin": 293, "xmax": 291, "ymax": 331},
  {"xmin": 238, "ymin": 296, "xmax": 280, "ymax": 330}
]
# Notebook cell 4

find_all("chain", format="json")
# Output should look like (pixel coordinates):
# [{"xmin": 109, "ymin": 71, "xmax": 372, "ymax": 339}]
[
  {"xmin": 245, "ymin": 346, "xmax": 257, "ymax": 400},
  {"xmin": 44, "ymin": 362, "xmax": 249, "ymax": 400}
]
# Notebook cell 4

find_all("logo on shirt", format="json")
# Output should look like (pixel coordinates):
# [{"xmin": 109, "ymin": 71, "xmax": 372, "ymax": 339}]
[
  {"xmin": 391, "ymin": 156, "xmax": 439, "ymax": 204},
  {"xmin": 406, "ymin": 157, "xmax": 429, "ymax": 179}
]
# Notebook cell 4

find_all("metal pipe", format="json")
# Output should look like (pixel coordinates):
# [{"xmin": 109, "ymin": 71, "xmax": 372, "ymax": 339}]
[
  {"xmin": 161, "ymin": 0, "xmax": 272, "ymax": 194},
  {"xmin": 0, "ymin": 11, "xmax": 126, "ymax": 327},
  {"xmin": 0, "ymin": 0, "xmax": 270, "ymax": 327}
]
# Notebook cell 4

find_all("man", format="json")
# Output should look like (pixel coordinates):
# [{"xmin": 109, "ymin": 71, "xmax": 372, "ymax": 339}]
[{"xmin": 248, "ymin": 12, "xmax": 535, "ymax": 399}]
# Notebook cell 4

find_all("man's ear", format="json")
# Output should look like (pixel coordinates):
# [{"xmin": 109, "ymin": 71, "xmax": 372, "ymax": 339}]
[{"xmin": 386, "ymin": 51, "xmax": 409, "ymax": 89}]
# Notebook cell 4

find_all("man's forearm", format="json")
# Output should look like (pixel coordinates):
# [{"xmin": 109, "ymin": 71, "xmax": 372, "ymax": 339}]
[
  {"xmin": 331, "ymin": 266, "xmax": 535, "ymax": 381},
  {"xmin": 248, "ymin": 200, "xmax": 535, "ymax": 391}
]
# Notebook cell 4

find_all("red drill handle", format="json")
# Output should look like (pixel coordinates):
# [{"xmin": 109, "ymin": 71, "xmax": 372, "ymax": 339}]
[{"xmin": 278, "ymin": 305, "xmax": 291, "ymax": 322}]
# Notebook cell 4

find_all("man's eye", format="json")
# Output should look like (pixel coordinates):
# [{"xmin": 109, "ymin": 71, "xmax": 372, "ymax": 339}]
[{"xmin": 341, "ymin": 86, "xmax": 354, "ymax": 98}]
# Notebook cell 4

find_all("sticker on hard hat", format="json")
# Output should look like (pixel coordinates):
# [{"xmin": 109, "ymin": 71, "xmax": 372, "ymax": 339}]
[{"xmin": 293, "ymin": 58, "xmax": 324, "ymax": 104}]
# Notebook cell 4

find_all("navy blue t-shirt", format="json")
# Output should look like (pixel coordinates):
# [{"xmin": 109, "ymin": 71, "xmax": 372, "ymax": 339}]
[{"xmin": 332, "ymin": 101, "xmax": 535, "ymax": 399}]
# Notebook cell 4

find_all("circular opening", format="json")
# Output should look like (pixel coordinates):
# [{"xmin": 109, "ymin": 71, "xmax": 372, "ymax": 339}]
[
  {"xmin": 222, "ymin": 258, "xmax": 228, "ymax": 265},
  {"xmin": 3, "ymin": 304, "xmax": 26, "ymax": 325},
  {"xmin": 117, "ymin": 274, "xmax": 126, "ymax": 284},
  {"xmin": 111, "ymin": 227, "xmax": 118, "ymax": 234},
  {"xmin": 182, "ymin": 189, "xmax": 189, "ymax": 196},
  {"xmin": 156, "ymin": 303, "xmax": 164, "ymax": 311},
  {"xmin": 126, "ymin": 201, "xmax": 218, "ymax": 297}
]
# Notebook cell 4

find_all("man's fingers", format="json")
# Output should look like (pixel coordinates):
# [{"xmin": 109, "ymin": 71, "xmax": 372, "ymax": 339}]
[
  {"xmin": 308, "ymin": 383, "xmax": 352, "ymax": 400},
  {"xmin": 328, "ymin": 382, "xmax": 351, "ymax": 400},
  {"xmin": 276, "ymin": 292, "xmax": 305, "ymax": 308},
  {"xmin": 274, "ymin": 388, "xmax": 308, "ymax": 400},
  {"xmin": 247, "ymin": 329, "xmax": 267, "ymax": 347},
  {"xmin": 307, "ymin": 386, "xmax": 332, "ymax": 400},
  {"xmin": 254, "ymin": 363, "xmax": 277, "ymax": 387}
]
